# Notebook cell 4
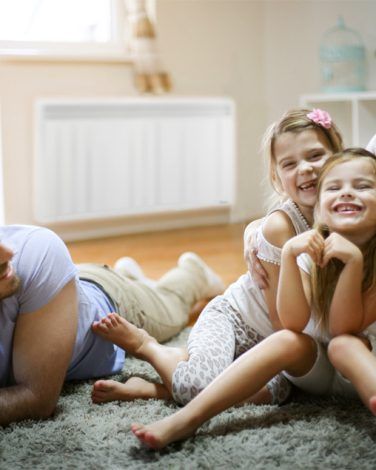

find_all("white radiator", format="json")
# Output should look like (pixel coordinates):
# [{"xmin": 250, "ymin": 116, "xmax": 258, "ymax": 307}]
[{"xmin": 34, "ymin": 97, "xmax": 235, "ymax": 224}]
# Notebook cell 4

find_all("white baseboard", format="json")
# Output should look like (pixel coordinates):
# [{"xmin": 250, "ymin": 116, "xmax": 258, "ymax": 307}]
[{"xmin": 46, "ymin": 207, "xmax": 235, "ymax": 242}]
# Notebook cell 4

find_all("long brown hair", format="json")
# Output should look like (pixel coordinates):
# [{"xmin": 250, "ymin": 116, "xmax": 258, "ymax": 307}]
[{"xmin": 311, "ymin": 148, "xmax": 376, "ymax": 333}]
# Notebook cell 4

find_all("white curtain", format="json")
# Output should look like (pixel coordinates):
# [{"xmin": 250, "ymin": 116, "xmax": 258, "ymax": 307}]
[{"xmin": 125, "ymin": 0, "xmax": 172, "ymax": 94}]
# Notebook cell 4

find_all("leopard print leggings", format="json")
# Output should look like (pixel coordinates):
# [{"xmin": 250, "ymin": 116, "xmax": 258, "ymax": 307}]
[{"xmin": 171, "ymin": 296, "xmax": 291, "ymax": 405}]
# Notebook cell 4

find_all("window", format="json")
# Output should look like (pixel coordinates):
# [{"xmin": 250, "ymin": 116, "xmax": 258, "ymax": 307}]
[{"xmin": 0, "ymin": 0, "xmax": 131, "ymax": 61}]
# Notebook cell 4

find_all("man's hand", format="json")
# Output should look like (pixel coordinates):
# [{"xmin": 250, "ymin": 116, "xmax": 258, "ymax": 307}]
[{"xmin": 0, "ymin": 280, "xmax": 77, "ymax": 426}]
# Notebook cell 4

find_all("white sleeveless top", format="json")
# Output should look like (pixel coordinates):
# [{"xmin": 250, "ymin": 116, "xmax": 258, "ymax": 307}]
[{"xmin": 224, "ymin": 199, "xmax": 310, "ymax": 338}]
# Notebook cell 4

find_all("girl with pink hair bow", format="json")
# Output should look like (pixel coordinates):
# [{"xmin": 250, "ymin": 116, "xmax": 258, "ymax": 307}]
[{"xmin": 92, "ymin": 108, "xmax": 343, "ymax": 420}]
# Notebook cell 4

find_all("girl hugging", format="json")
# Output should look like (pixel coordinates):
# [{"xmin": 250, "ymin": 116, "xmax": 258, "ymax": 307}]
[
  {"xmin": 90, "ymin": 107, "xmax": 343, "ymax": 408},
  {"xmin": 131, "ymin": 147, "xmax": 376, "ymax": 449},
  {"xmin": 279, "ymin": 148, "xmax": 376, "ymax": 404}
]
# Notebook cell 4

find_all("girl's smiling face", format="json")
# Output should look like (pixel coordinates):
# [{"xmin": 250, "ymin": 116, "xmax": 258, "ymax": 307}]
[
  {"xmin": 317, "ymin": 158, "xmax": 376, "ymax": 245},
  {"xmin": 273, "ymin": 129, "xmax": 332, "ymax": 224}
]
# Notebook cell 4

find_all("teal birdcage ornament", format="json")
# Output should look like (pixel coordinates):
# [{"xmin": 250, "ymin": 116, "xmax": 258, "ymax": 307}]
[{"xmin": 320, "ymin": 16, "xmax": 366, "ymax": 93}]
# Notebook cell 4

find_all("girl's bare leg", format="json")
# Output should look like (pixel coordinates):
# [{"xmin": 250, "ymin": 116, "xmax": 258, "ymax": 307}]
[
  {"xmin": 240, "ymin": 386, "xmax": 274, "ymax": 405},
  {"xmin": 92, "ymin": 313, "xmax": 273, "ymax": 405},
  {"xmin": 131, "ymin": 330, "xmax": 317, "ymax": 449},
  {"xmin": 91, "ymin": 378, "xmax": 272, "ymax": 405},
  {"xmin": 328, "ymin": 334, "xmax": 376, "ymax": 415},
  {"xmin": 92, "ymin": 377, "xmax": 170, "ymax": 403},
  {"xmin": 92, "ymin": 313, "xmax": 188, "ymax": 393}
]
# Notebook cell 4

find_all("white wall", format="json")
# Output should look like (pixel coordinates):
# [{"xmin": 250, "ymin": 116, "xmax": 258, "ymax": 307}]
[
  {"xmin": 0, "ymin": 62, "xmax": 136, "ymax": 231},
  {"xmin": 263, "ymin": 0, "xmax": 376, "ymax": 122},
  {"xmin": 0, "ymin": 0, "xmax": 375, "ymax": 239},
  {"xmin": 157, "ymin": 0, "xmax": 266, "ymax": 220}
]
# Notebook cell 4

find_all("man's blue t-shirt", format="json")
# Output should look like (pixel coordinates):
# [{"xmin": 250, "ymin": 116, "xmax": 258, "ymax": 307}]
[
  {"xmin": 68, "ymin": 280, "xmax": 125, "ymax": 380},
  {"xmin": 0, "ymin": 225, "xmax": 125, "ymax": 387}
]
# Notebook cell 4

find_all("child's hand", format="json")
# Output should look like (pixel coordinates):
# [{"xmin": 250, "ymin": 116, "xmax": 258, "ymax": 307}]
[
  {"xmin": 244, "ymin": 219, "xmax": 268, "ymax": 289},
  {"xmin": 322, "ymin": 232, "xmax": 363, "ymax": 266},
  {"xmin": 247, "ymin": 248, "xmax": 269, "ymax": 289},
  {"xmin": 283, "ymin": 229, "xmax": 325, "ymax": 265}
]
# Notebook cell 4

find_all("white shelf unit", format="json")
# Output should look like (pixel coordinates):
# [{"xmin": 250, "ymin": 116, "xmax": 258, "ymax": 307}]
[{"xmin": 300, "ymin": 92, "xmax": 376, "ymax": 148}]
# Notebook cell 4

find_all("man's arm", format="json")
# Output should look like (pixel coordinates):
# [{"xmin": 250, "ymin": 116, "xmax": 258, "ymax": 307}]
[{"xmin": 0, "ymin": 279, "xmax": 77, "ymax": 426}]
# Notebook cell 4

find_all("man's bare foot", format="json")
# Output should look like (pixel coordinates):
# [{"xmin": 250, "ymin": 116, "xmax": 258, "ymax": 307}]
[
  {"xmin": 369, "ymin": 396, "xmax": 376, "ymax": 416},
  {"xmin": 91, "ymin": 313, "xmax": 155, "ymax": 359},
  {"xmin": 91, "ymin": 377, "xmax": 171, "ymax": 404},
  {"xmin": 131, "ymin": 412, "xmax": 199, "ymax": 450}
]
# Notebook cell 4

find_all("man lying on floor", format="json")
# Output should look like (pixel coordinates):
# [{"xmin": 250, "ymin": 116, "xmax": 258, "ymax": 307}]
[{"xmin": 0, "ymin": 224, "xmax": 224, "ymax": 426}]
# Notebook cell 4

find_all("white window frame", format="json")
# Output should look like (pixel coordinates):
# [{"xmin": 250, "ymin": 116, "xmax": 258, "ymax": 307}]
[{"xmin": 0, "ymin": 0, "xmax": 154, "ymax": 62}]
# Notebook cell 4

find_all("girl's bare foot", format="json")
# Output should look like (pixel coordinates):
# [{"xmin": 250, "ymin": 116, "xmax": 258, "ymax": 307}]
[
  {"xmin": 131, "ymin": 411, "xmax": 199, "ymax": 450},
  {"xmin": 91, "ymin": 377, "xmax": 171, "ymax": 404},
  {"xmin": 91, "ymin": 313, "xmax": 155, "ymax": 359},
  {"xmin": 369, "ymin": 396, "xmax": 376, "ymax": 416},
  {"xmin": 92, "ymin": 313, "xmax": 188, "ymax": 394}
]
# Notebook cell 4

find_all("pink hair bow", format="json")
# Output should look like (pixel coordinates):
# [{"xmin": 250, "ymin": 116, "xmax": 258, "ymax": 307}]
[{"xmin": 306, "ymin": 109, "xmax": 332, "ymax": 129}]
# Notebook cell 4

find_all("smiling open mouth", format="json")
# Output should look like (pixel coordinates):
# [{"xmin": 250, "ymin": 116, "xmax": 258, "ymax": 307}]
[
  {"xmin": 334, "ymin": 203, "xmax": 362, "ymax": 213},
  {"xmin": 299, "ymin": 181, "xmax": 316, "ymax": 191}
]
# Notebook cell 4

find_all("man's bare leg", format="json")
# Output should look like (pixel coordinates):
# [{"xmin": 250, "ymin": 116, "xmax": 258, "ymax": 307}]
[
  {"xmin": 92, "ymin": 377, "xmax": 170, "ymax": 403},
  {"xmin": 328, "ymin": 334, "xmax": 376, "ymax": 416},
  {"xmin": 131, "ymin": 330, "xmax": 317, "ymax": 449},
  {"xmin": 92, "ymin": 313, "xmax": 188, "ymax": 393}
]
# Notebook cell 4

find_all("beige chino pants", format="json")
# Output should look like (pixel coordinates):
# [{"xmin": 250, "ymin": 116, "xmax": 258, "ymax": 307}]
[{"xmin": 77, "ymin": 257, "xmax": 208, "ymax": 342}]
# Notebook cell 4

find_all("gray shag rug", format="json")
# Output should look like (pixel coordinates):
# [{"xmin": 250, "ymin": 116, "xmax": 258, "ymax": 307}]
[{"xmin": 1, "ymin": 328, "xmax": 376, "ymax": 470}]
